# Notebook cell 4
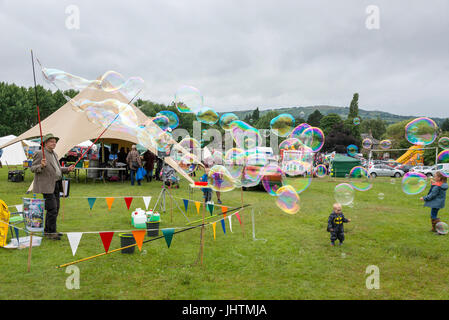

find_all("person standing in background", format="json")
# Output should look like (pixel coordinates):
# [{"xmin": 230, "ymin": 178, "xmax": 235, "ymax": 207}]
[
  {"xmin": 126, "ymin": 145, "xmax": 142, "ymax": 186},
  {"xmin": 143, "ymin": 149, "xmax": 156, "ymax": 182}
]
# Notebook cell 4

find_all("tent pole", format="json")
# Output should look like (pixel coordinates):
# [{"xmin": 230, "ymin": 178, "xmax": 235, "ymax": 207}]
[
  {"xmin": 435, "ymin": 147, "xmax": 438, "ymax": 165},
  {"xmin": 27, "ymin": 232, "xmax": 33, "ymax": 272},
  {"xmin": 240, "ymin": 187, "xmax": 245, "ymax": 238}
]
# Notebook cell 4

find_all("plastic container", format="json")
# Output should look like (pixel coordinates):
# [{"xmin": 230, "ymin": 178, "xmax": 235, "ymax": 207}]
[
  {"xmin": 118, "ymin": 233, "xmax": 136, "ymax": 254},
  {"xmin": 133, "ymin": 215, "xmax": 147, "ymax": 229},
  {"xmin": 146, "ymin": 221, "xmax": 160, "ymax": 237},
  {"xmin": 148, "ymin": 212, "xmax": 160, "ymax": 222},
  {"xmin": 131, "ymin": 208, "xmax": 145, "ymax": 226}
]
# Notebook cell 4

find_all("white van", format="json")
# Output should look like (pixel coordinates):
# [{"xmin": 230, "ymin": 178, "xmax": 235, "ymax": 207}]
[{"xmin": 426, "ymin": 163, "xmax": 449, "ymax": 177}]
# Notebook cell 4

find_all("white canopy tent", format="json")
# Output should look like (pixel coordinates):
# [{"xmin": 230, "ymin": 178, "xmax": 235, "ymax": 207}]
[{"xmin": 0, "ymin": 135, "xmax": 27, "ymax": 166}]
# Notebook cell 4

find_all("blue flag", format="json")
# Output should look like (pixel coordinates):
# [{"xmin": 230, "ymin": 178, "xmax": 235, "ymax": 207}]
[
  {"xmin": 87, "ymin": 198, "xmax": 97, "ymax": 210},
  {"xmin": 221, "ymin": 219, "xmax": 226, "ymax": 234}
]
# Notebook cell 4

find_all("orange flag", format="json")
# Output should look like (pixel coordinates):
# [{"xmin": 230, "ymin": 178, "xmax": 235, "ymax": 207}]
[
  {"xmin": 221, "ymin": 206, "xmax": 228, "ymax": 219},
  {"xmin": 212, "ymin": 222, "xmax": 216, "ymax": 240},
  {"xmin": 132, "ymin": 230, "xmax": 146, "ymax": 251},
  {"xmin": 105, "ymin": 197, "xmax": 115, "ymax": 211},
  {"xmin": 194, "ymin": 201, "xmax": 201, "ymax": 215}
]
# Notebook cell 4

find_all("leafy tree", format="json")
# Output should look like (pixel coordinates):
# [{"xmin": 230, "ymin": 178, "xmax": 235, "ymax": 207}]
[
  {"xmin": 322, "ymin": 122, "xmax": 359, "ymax": 153},
  {"xmin": 348, "ymin": 93, "xmax": 359, "ymax": 119},
  {"xmin": 295, "ymin": 117, "xmax": 306, "ymax": 125},
  {"xmin": 254, "ymin": 111, "xmax": 279, "ymax": 129},
  {"xmin": 252, "ymin": 107, "xmax": 260, "ymax": 123},
  {"xmin": 319, "ymin": 113, "xmax": 342, "ymax": 136},
  {"xmin": 307, "ymin": 110, "xmax": 323, "ymax": 127},
  {"xmin": 441, "ymin": 118, "xmax": 449, "ymax": 132},
  {"xmin": 360, "ymin": 118, "xmax": 387, "ymax": 140}
]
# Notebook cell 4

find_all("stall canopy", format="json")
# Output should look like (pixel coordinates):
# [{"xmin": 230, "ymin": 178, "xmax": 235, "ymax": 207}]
[
  {"xmin": 330, "ymin": 154, "xmax": 361, "ymax": 177},
  {"xmin": 0, "ymin": 135, "xmax": 27, "ymax": 165},
  {"xmin": 0, "ymin": 80, "xmax": 198, "ymax": 186}
]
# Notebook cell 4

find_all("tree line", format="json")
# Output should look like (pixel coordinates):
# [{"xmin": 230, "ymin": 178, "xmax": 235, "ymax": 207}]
[{"xmin": 1, "ymin": 82, "xmax": 448, "ymax": 162}]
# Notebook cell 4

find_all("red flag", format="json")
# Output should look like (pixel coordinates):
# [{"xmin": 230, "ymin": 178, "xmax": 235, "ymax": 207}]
[
  {"xmin": 235, "ymin": 212, "xmax": 242, "ymax": 225},
  {"xmin": 124, "ymin": 197, "xmax": 133, "ymax": 210},
  {"xmin": 99, "ymin": 232, "xmax": 114, "ymax": 253}
]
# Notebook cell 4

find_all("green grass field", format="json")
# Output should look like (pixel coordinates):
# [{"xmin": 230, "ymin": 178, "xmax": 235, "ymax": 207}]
[{"xmin": 0, "ymin": 167, "xmax": 448, "ymax": 300}]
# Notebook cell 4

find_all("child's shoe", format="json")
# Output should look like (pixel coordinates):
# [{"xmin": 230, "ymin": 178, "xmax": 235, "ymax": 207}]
[
  {"xmin": 330, "ymin": 242, "xmax": 335, "ymax": 246},
  {"xmin": 339, "ymin": 242, "xmax": 343, "ymax": 246}
]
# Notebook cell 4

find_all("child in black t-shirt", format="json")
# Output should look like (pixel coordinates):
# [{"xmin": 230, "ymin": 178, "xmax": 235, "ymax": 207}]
[{"xmin": 327, "ymin": 203, "xmax": 351, "ymax": 246}]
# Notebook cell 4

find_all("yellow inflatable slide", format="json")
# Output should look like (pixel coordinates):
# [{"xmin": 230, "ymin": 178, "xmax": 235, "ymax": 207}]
[{"xmin": 396, "ymin": 145, "xmax": 424, "ymax": 166}]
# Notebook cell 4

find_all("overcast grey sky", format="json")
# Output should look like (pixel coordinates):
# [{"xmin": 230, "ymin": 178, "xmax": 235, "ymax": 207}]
[{"xmin": 0, "ymin": 0, "xmax": 448, "ymax": 117}]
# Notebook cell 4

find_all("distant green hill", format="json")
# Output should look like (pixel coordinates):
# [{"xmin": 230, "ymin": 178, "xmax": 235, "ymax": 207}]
[{"xmin": 229, "ymin": 105, "xmax": 446, "ymax": 126}]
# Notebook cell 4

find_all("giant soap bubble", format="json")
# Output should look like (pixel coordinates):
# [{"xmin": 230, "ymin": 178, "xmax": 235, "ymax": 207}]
[
  {"xmin": 405, "ymin": 117, "xmax": 438, "ymax": 146},
  {"xmin": 270, "ymin": 113, "xmax": 295, "ymax": 137}
]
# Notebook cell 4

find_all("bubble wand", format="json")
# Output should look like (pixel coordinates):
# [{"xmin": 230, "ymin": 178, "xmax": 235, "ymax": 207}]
[{"xmin": 31, "ymin": 50, "xmax": 45, "ymax": 161}]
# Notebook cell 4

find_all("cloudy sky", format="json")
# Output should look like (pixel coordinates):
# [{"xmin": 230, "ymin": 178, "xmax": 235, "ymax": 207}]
[{"xmin": 1, "ymin": 0, "xmax": 448, "ymax": 117}]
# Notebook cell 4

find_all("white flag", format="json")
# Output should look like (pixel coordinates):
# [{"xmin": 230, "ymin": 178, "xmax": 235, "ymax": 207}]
[
  {"xmin": 228, "ymin": 216, "xmax": 233, "ymax": 233},
  {"xmin": 143, "ymin": 196, "xmax": 152, "ymax": 210},
  {"xmin": 16, "ymin": 204, "xmax": 23, "ymax": 212},
  {"xmin": 67, "ymin": 232, "xmax": 83, "ymax": 256}
]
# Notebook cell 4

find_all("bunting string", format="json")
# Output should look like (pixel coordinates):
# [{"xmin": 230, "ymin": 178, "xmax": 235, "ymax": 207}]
[
  {"xmin": 56, "ymin": 223, "xmax": 203, "ymax": 269},
  {"xmin": 0, "ymin": 205, "xmax": 248, "ymax": 235}
]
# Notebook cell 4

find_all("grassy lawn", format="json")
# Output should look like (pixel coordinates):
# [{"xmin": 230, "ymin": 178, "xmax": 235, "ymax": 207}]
[{"xmin": 1, "ymin": 166, "xmax": 448, "ymax": 300}]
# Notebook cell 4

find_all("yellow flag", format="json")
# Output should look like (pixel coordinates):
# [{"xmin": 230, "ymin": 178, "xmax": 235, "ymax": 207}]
[
  {"xmin": 194, "ymin": 201, "xmax": 201, "ymax": 215},
  {"xmin": 212, "ymin": 222, "xmax": 216, "ymax": 240}
]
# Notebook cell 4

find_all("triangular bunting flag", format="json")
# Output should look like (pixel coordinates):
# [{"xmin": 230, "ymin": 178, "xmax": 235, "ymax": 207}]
[
  {"xmin": 162, "ymin": 228, "xmax": 175, "ymax": 248},
  {"xmin": 235, "ymin": 212, "xmax": 242, "ymax": 225},
  {"xmin": 124, "ymin": 197, "xmax": 133, "ymax": 210},
  {"xmin": 212, "ymin": 222, "xmax": 216, "ymax": 240},
  {"xmin": 228, "ymin": 216, "xmax": 233, "ymax": 233},
  {"xmin": 67, "ymin": 232, "xmax": 83, "ymax": 256},
  {"xmin": 15, "ymin": 204, "xmax": 23, "ymax": 212},
  {"xmin": 221, "ymin": 219, "xmax": 226, "ymax": 235},
  {"xmin": 183, "ymin": 199, "xmax": 189, "ymax": 212},
  {"xmin": 221, "ymin": 206, "xmax": 228, "ymax": 215},
  {"xmin": 143, "ymin": 196, "xmax": 152, "ymax": 210},
  {"xmin": 99, "ymin": 232, "xmax": 114, "ymax": 253},
  {"xmin": 87, "ymin": 197, "xmax": 97, "ymax": 210},
  {"xmin": 194, "ymin": 201, "xmax": 201, "ymax": 215},
  {"xmin": 105, "ymin": 197, "xmax": 115, "ymax": 211},
  {"xmin": 132, "ymin": 230, "xmax": 146, "ymax": 251},
  {"xmin": 207, "ymin": 203, "xmax": 214, "ymax": 216}
]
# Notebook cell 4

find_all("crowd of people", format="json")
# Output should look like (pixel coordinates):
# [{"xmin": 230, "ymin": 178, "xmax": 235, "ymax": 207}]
[{"xmin": 96, "ymin": 144, "xmax": 166, "ymax": 185}]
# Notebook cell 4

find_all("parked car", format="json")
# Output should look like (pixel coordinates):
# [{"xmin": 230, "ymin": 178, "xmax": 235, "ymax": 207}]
[
  {"xmin": 395, "ymin": 164, "xmax": 413, "ymax": 173},
  {"xmin": 424, "ymin": 164, "xmax": 449, "ymax": 177},
  {"xmin": 368, "ymin": 164, "xmax": 405, "ymax": 178},
  {"xmin": 410, "ymin": 166, "xmax": 432, "ymax": 174}
]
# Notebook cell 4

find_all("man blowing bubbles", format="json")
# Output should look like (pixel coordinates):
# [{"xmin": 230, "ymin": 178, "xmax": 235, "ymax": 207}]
[{"xmin": 30, "ymin": 134, "xmax": 75, "ymax": 240}]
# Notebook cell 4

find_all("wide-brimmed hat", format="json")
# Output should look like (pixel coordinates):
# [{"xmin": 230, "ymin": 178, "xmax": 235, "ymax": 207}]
[{"xmin": 42, "ymin": 133, "xmax": 59, "ymax": 144}]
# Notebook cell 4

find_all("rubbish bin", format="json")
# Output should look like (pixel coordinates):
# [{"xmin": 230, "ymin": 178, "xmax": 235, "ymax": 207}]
[{"xmin": 118, "ymin": 233, "xmax": 136, "ymax": 254}]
